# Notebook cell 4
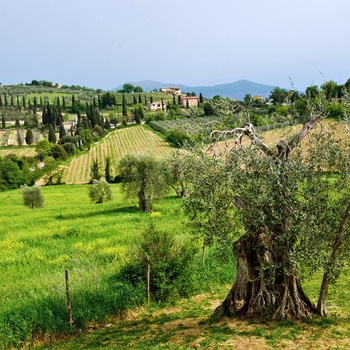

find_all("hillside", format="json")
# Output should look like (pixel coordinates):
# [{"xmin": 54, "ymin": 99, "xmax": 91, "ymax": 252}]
[
  {"xmin": 60, "ymin": 120, "xmax": 345, "ymax": 185},
  {"xmin": 114, "ymin": 79, "xmax": 290, "ymax": 99},
  {"xmin": 61, "ymin": 125, "xmax": 174, "ymax": 184}
]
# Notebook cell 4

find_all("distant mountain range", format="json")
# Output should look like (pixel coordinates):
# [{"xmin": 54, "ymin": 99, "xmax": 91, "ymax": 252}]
[{"xmin": 113, "ymin": 79, "xmax": 290, "ymax": 100}]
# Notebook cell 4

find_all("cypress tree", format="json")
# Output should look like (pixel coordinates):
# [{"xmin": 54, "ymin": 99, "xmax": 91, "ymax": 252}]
[
  {"xmin": 59, "ymin": 122, "xmax": 66, "ymax": 139},
  {"xmin": 48, "ymin": 124, "xmax": 57, "ymax": 144},
  {"xmin": 199, "ymin": 92, "xmax": 204, "ymax": 104},
  {"xmin": 62, "ymin": 95, "xmax": 66, "ymax": 110},
  {"xmin": 17, "ymin": 96, "xmax": 20, "ymax": 109},
  {"xmin": 134, "ymin": 107, "xmax": 141, "ymax": 125},
  {"xmin": 0, "ymin": 95, "xmax": 2, "ymax": 107},
  {"xmin": 4, "ymin": 93, "xmax": 8, "ymax": 107},
  {"xmin": 90, "ymin": 159, "xmax": 101, "ymax": 182},
  {"xmin": 1, "ymin": 112, "xmax": 5, "ymax": 129},
  {"xmin": 105, "ymin": 157, "xmax": 111, "ymax": 183},
  {"xmin": 138, "ymin": 94, "xmax": 142, "ymax": 104},
  {"xmin": 133, "ymin": 95, "xmax": 137, "ymax": 105},
  {"xmin": 25, "ymin": 128, "xmax": 34, "ymax": 145},
  {"xmin": 122, "ymin": 94, "xmax": 127, "ymax": 117},
  {"xmin": 10, "ymin": 95, "xmax": 14, "ymax": 107},
  {"xmin": 71, "ymin": 94, "xmax": 76, "ymax": 112},
  {"xmin": 104, "ymin": 117, "xmax": 111, "ymax": 130},
  {"xmin": 23, "ymin": 95, "xmax": 26, "ymax": 108}
]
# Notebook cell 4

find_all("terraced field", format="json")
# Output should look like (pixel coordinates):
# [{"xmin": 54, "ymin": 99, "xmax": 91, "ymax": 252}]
[{"xmin": 62, "ymin": 125, "xmax": 174, "ymax": 184}]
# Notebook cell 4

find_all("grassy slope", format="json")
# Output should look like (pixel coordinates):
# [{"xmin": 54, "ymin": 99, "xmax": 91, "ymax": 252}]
[{"xmin": 0, "ymin": 185, "xmax": 192, "ymax": 348}]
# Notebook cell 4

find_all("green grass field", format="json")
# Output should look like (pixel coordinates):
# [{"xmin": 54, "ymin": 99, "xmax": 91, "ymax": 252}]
[
  {"xmin": 2, "ymin": 120, "xmax": 350, "ymax": 349},
  {"xmin": 0, "ymin": 184, "xmax": 235, "ymax": 349}
]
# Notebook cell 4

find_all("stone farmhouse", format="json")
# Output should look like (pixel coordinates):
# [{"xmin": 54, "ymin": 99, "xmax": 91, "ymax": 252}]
[
  {"xmin": 159, "ymin": 87, "xmax": 182, "ymax": 95},
  {"xmin": 179, "ymin": 95, "xmax": 199, "ymax": 107},
  {"xmin": 148, "ymin": 101, "xmax": 166, "ymax": 111}
]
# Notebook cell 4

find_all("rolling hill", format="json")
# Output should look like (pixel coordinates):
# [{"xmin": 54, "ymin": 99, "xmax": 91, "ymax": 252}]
[{"xmin": 113, "ymin": 79, "xmax": 290, "ymax": 100}]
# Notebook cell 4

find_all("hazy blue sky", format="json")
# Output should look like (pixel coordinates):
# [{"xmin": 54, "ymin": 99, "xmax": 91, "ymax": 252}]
[{"xmin": 1, "ymin": 0, "xmax": 349, "ymax": 91}]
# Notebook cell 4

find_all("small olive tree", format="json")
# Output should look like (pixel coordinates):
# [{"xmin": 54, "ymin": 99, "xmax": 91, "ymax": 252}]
[
  {"xmin": 21, "ymin": 185, "xmax": 45, "ymax": 209},
  {"xmin": 118, "ymin": 153, "xmax": 169, "ymax": 212},
  {"xmin": 88, "ymin": 179, "xmax": 113, "ymax": 204}
]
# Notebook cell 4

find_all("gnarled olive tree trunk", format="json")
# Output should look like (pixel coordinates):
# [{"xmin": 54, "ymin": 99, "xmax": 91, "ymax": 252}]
[{"xmin": 215, "ymin": 232, "xmax": 316, "ymax": 320}]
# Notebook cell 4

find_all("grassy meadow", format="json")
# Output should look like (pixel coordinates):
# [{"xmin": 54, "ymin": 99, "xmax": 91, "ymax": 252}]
[
  {"xmin": 2, "ymin": 120, "xmax": 350, "ymax": 349},
  {"xmin": 0, "ymin": 184, "xmax": 234, "ymax": 349}
]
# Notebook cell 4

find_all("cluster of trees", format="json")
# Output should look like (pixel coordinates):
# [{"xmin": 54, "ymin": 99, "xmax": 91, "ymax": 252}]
[{"xmin": 0, "ymin": 155, "xmax": 38, "ymax": 191}]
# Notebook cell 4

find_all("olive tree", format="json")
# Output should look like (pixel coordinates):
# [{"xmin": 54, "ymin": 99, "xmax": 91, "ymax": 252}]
[
  {"xmin": 118, "ymin": 153, "xmax": 168, "ymax": 212},
  {"xmin": 88, "ymin": 179, "xmax": 113, "ymax": 204},
  {"xmin": 185, "ymin": 112, "xmax": 350, "ymax": 320},
  {"xmin": 21, "ymin": 185, "xmax": 45, "ymax": 209}
]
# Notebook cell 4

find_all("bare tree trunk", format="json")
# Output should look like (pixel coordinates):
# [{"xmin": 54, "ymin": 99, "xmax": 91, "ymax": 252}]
[
  {"xmin": 215, "ymin": 233, "xmax": 317, "ymax": 320},
  {"xmin": 138, "ymin": 181, "xmax": 151, "ymax": 212}
]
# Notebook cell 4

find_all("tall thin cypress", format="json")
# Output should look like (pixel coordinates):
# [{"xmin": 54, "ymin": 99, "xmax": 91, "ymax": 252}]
[
  {"xmin": 1, "ymin": 112, "xmax": 5, "ymax": 129},
  {"xmin": 122, "ymin": 94, "xmax": 127, "ymax": 117}
]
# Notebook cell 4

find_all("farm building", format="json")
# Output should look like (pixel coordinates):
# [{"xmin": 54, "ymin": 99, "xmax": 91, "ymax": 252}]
[
  {"xmin": 179, "ymin": 95, "xmax": 199, "ymax": 107},
  {"xmin": 148, "ymin": 101, "xmax": 166, "ymax": 111},
  {"xmin": 159, "ymin": 87, "xmax": 181, "ymax": 95}
]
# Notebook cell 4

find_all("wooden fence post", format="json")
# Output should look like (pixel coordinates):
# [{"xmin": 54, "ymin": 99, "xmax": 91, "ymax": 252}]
[
  {"xmin": 65, "ymin": 269, "xmax": 73, "ymax": 327},
  {"xmin": 145, "ymin": 256, "xmax": 151, "ymax": 305}
]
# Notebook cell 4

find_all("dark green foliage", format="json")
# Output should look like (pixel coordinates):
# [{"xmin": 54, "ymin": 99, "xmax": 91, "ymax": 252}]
[
  {"xmin": 269, "ymin": 87, "xmax": 288, "ymax": 105},
  {"xmin": 48, "ymin": 124, "xmax": 57, "ymax": 144},
  {"xmin": 105, "ymin": 157, "xmax": 111, "ymax": 183},
  {"xmin": 59, "ymin": 122, "xmax": 66, "ymax": 139},
  {"xmin": 0, "ymin": 158, "xmax": 23, "ymax": 191},
  {"xmin": 25, "ymin": 128, "xmax": 34, "ymax": 145},
  {"xmin": 90, "ymin": 159, "xmax": 101, "ymax": 182},
  {"xmin": 62, "ymin": 142, "xmax": 75, "ymax": 155},
  {"xmin": 100, "ymin": 92, "xmax": 117, "ymax": 108},
  {"xmin": 122, "ymin": 94, "xmax": 127, "ymax": 117},
  {"xmin": 1, "ymin": 112, "xmax": 5, "ymax": 128},
  {"xmin": 51, "ymin": 144, "xmax": 68, "ymax": 160}
]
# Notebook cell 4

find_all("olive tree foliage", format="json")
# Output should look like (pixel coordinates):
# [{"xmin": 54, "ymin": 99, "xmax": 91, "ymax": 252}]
[
  {"xmin": 118, "ymin": 154, "xmax": 169, "ymax": 212},
  {"xmin": 88, "ymin": 179, "xmax": 113, "ymax": 204},
  {"xmin": 21, "ymin": 185, "xmax": 45, "ymax": 209},
  {"xmin": 163, "ymin": 150, "xmax": 193, "ymax": 198},
  {"xmin": 184, "ymin": 98, "xmax": 350, "ymax": 320}
]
